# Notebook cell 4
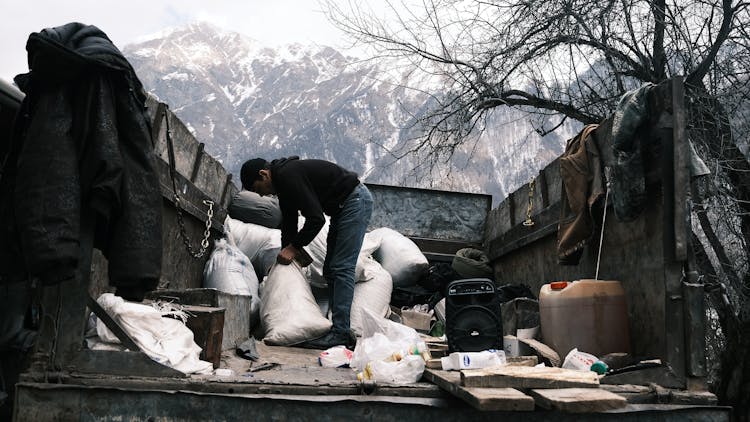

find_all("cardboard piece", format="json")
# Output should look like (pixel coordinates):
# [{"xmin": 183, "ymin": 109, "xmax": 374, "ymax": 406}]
[{"xmin": 400, "ymin": 308, "xmax": 433, "ymax": 332}]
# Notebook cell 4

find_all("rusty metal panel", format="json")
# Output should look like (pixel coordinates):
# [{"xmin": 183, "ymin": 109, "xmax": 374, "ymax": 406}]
[
  {"xmin": 683, "ymin": 281, "xmax": 707, "ymax": 377},
  {"xmin": 14, "ymin": 383, "xmax": 730, "ymax": 422},
  {"xmin": 366, "ymin": 183, "xmax": 491, "ymax": 244},
  {"xmin": 192, "ymin": 151, "xmax": 228, "ymax": 202},
  {"xmin": 671, "ymin": 78, "xmax": 689, "ymax": 261}
]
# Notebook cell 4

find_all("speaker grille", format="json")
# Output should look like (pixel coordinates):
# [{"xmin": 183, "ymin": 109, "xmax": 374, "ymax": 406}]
[
  {"xmin": 447, "ymin": 306, "xmax": 502, "ymax": 352},
  {"xmin": 445, "ymin": 278, "xmax": 503, "ymax": 352}
]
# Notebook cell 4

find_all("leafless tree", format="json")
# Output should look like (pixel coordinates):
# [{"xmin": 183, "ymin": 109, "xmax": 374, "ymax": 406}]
[{"xmin": 324, "ymin": 0, "xmax": 750, "ymax": 413}]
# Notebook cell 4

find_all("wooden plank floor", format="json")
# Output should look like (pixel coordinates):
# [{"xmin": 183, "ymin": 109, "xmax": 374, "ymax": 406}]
[
  {"xmin": 423, "ymin": 369, "xmax": 535, "ymax": 411},
  {"xmin": 529, "ymin": 388, "xmax": 627, "ymax": 412},
  {"xmin": 461, "ymin": 365, "xmax": 600, "ymax": 388}
]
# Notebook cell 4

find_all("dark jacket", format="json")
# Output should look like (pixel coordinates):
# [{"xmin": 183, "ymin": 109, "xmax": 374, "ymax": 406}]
[
  {"xmin": 610, "ymin": 83, "xmax": 654, "ymax": 221},
  {"xmin": 557, "ymin": 124, "xmax": 604, "ymax": 265},
  {"xmin": 270, "ymin": 157, "xmax": 359, "ymax": 249},
  {"xmin": 0, "ymin": 23, "xmax": 162, "ymax": 289}
]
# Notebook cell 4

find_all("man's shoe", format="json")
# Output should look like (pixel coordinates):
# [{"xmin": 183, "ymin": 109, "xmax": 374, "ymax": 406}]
[{"xmin": 297, "ymin": 331, "xmax": 352, "ymax": 350}]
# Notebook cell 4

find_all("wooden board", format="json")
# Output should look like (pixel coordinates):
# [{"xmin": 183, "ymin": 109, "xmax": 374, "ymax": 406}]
[
  {"xmin": 529, "ymin": 388, "xmax": 627, "ymax": 413},
  {"xmin": 423, "ymin": 369, "xmax": 534, "ymax": 411},
  {"xmin": 426, "ymin": 356, "xmax": 537, "ymax": 370},
  {"xmin": 507, "ymin": 356, "xmax": 538, "ymax": 367},
  {"xmin": 461, "ymin": 366, "xmax": 600, "ymax": 389}
]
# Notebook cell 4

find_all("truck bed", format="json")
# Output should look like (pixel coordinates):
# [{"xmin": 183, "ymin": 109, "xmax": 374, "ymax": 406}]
[{"xmin": 15, "ymin": 341, "xmax": 729, "ymax": 421}]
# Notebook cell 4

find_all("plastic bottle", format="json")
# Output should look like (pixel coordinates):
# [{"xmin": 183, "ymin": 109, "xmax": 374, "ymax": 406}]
[{"xmin": 440, "ymin": 350, "xmax": 506, "ymax": 370}]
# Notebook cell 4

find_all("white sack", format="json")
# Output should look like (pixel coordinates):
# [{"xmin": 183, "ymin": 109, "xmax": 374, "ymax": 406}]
[
  {"xmin": 94, "ymin": 293, "xmax": 213, "ymax": 375},
  {"xmin": 368, "ymin": 227, "xmax": 429, "ymax": 287},
  {"xmin": 299, "ymin": 216, "xmax": 331, "ymax": 288},
  {"xmin": 227, "ymin": 190, "xmax": 282, "ymax": 229},
  {"xmin": 203, "ymin": 238, "xmax": 256, "ymax": 296},
  {"xmin": 203, "ymin": 238, "xmax": 260, "ymax": 325},
  {"xmin": 225, "ymin": 216, "xmax": 281, "ymax": 279},
  {"xmin": 301, "ymin": 217, "xmax": 383, "ymax": 288},
  {"xmin": 260, "ymin": 262, "xmax": 332, "ymax": 346},
  {"xmin": 350, "ymin": 256, "xmax": 393, "ymax": 337}
]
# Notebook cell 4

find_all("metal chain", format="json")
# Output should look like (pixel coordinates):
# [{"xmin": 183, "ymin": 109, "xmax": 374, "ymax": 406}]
[
  {"xmin": 163, "ymin": 104, "xmax": 214, "ymax": 259},
  {"xmin": 523, "ymin": 177, "xmax": 536, "ymax": 227},
  {"xmin": 174, "ymin": 195, "xmax": 214, "ymax": 259}
]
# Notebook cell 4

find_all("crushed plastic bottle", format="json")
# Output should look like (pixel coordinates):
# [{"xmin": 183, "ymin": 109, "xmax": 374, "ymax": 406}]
[{"xmin": 440, "ymin": 350, "xmax": 506, "ymax": 371}]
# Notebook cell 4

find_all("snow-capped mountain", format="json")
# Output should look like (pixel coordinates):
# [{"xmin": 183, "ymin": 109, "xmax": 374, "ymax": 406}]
[{"xmin": 124, "ymin": 22, "xmax": 577, "ymax": 205}]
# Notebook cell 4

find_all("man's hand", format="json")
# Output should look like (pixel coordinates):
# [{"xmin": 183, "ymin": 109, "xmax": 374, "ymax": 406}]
[{"xmin": 277, "ymin": 245, "xmax": 299, "ymax": 265}]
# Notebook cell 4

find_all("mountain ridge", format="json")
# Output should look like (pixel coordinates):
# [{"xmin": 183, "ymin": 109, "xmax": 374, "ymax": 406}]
[{"xmin": 123, "ymin": 21, "xmax": 576, "ymax": 205}]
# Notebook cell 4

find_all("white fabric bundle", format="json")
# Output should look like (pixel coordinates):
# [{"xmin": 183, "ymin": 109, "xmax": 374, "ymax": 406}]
[
  {"xmin": 368, "ymin": 227, "xmax": 429, "ymax": 287},
  {"xmin": 350, "ymin": 256, "xmax": 393, "ymax": 336},
  {"xmin": 260, "ymin": 262, "xmax": 332, "ymax": 345},
  {"xmin": 94, "ymin": 293, "xmax": 213, "ymax": 375}
]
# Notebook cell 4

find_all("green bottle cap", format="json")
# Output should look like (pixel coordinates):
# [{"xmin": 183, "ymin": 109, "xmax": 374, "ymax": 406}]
[{"xmin": 590, "ymin": 361, "xmax": 608, "ymax": 375}]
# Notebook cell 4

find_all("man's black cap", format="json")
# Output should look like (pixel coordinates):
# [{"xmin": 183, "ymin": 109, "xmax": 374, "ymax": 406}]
[{"xmin": 240, "ymin": 158, "xmax": 268, "ymax": 190}]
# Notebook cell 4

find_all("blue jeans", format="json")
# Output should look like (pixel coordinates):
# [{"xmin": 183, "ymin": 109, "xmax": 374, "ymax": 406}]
[{"xmin": 324, "ymin": 184, "xmax": 373, "ymax": 336}]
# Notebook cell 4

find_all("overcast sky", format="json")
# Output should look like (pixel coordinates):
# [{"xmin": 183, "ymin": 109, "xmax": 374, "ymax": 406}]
[{"xmin": 1, "ymin": 0, "xmax": 366, "ymax": 83}]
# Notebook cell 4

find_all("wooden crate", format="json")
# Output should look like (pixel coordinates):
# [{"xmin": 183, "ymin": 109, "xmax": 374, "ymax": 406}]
[{"xmin": 181, "ymin": 304, "xmax": 225, "ymax": 369}]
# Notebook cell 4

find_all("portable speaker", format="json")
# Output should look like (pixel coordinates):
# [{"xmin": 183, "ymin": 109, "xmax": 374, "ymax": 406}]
[{"xmin": 445, "ymin": 278, "xmax": 503, "ymax": 352}]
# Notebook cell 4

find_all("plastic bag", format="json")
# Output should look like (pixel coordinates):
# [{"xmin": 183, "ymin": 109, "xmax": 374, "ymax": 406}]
[
  {"xmin": 351, "ymin": 308, "xmax": 423, "ymax": 371},
  {"xmin": 319, "ymin": 345, "xmax": 353, "ymax": 368},
  {"xmin": 357, "ymin": 354, "xmax": 425, "ymax": 384},
  {"xmin": 358, "ymin": 306, "xmax": 421, "ymax": 345}
]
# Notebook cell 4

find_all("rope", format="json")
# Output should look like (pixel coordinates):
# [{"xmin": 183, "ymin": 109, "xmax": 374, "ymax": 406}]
[{"xmin": 595, "ymin": 167, "xmax": 612, "ymax": 280}]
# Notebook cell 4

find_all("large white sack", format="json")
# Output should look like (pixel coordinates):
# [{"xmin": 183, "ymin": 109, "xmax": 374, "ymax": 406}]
[
  {"xmin": 260, "ymin": 262, "xmax": 332, "ymax": 346},
  {"xmin": 224, "ymin": 216, "xmax": 281, "ymax": 279},
  {"xmin": 203, "ymin": 238, "xmax": 256, "ymax": 296},
  {"xmin": 299, "ymin": 216, "xmax": 330, "ymax": 288},
  {"xmin": 350, "ymin": 256, "xmax": 393, "ymax": 336},
  {"xmin": 301, "ymin": 217, "xmax": 383, "ymax": 288},
  {"xmin": 368, "ymin": 227, "xmax": 429, "ymax": 287},
  {"xmin": 94, "ymin": 293, "xmax": 213, "ymax": 375},
  {"xmin": 358, "ymin": 232, "xmax": 384, "ymax": 280},
  {"xmin": 203, "ymin": 238, "xmax": 260, "ymax": 325}
]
